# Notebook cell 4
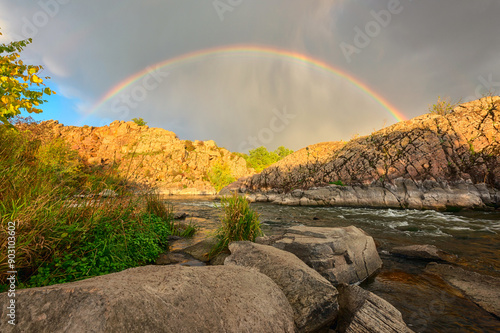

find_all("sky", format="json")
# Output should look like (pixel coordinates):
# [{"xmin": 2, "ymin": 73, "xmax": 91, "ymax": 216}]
[{"xmin": 1, "ymin": 0, "xmax": 499, "ymax": 152}]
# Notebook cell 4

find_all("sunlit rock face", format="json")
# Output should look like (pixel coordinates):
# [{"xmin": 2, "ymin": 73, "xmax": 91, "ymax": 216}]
[
  {"xmin": 29, "ymin": 120, "xmax": 254, "ymax": 194},
  {"xmin": 235, "ymin": 97, "xmax": 500, "ymax": 210}
]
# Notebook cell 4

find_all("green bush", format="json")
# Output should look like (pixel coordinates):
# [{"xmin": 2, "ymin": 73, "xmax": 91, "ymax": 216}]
[
  {"xmin": 131, "ymin": 117, "xmax": 147, "ymax": 126},
  {"xmin": 209, "ymin": 194, "xmax": 263, "ymax": 257},
  {"xmin": 207, "ymin": 162, "xmax": 236, "ymax": 192},
  {"xmin": 428, "ymin": 96, "xmax": 457, "ymax": 116},
  {"xmin": 238, "ymin": 146, "xmax": 293, "ymax": 172}
]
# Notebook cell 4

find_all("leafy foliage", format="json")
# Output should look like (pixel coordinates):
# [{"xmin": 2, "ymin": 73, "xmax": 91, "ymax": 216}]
[
  {"xmin": 428, "ymin": 96, "xmax": 457, "ymax": 116},
  {"xmin": 131, "ymin": 117, "xmax": 147, "ymax": 126},
  {"xmin": 238, "ymin": 146, "xmax": 293, "ymax": 172},
  {"xmin": 207, "ymin": 162, "xmax": 236, "ymax": 192},
  {"xmin": 210, "ymin": 194, "xmax": 263, "ymax": 257},
  {"xmin": 0, "ymin": 30, "xmax": 55, "ymax": 125}
]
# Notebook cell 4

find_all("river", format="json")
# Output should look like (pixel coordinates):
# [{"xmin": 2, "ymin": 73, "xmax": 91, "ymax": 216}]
[{"xmin": 168, "ymin": 196, "xmax": 500, "ymax": 332}]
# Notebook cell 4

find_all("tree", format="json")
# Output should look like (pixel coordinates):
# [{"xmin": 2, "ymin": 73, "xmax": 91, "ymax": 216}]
[
  {"xmin": 240, "ymin": 146, "xmax": 294, "ymax": 172},
  {"xmin": 131, "ymin": 117, "xmax": 147, "ymax": 126},
  {"xmin": 274, "ymin": 146, "xmax": 293, "ymax": 159},
  {"xmin": 0, "ymin": 29, "xmax": 55, "ymax": 126}
]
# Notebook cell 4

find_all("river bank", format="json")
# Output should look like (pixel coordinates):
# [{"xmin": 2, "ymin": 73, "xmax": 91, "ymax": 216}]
[{"xmin": 166, "ymin": 196, "xmax": 500, "ymax": 332}]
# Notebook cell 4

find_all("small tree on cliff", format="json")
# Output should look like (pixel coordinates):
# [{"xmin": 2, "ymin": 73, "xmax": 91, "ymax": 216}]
[
  {"xmin": 428, "ymin": 96, "xmax": 457, "ymax": 116},
  {"xmin": 0, "ymin": 29, "xmax": 54, "ymax": 126}
]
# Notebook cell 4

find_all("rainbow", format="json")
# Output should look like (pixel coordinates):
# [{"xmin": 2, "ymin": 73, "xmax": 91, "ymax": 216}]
[{"xmin": 87, "ymin": 45, "xmax": 406, "ymax": 122}]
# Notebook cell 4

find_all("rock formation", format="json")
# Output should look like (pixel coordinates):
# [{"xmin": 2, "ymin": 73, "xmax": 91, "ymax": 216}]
[
  {"xmin": 30, "ymin": 120, "xmax": 254, "ymax": 195},
  {"xmin": 225, "ymin": 241, "xmax": 339, "ymax": 333},
  {"xmin": 0, "ymin": 265, "xmax": 296, "ymax": 333},
  {"xmin": 425, "ymin": 263, "xmax": 500, "ymax": 318},
  {"xmin": 336, "ymin": 284, "xmax": 415, "ymax": 333},
  {"xmin": 256, "ymin": 226, "xmax": 382, "ymax": 286},
  {"xmin": 226, "ymin": 97, "xmax": 500, "ymax": 210}
]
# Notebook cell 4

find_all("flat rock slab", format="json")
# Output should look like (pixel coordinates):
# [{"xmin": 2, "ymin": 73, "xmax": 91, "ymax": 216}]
[
  {"xmin": 225, "ymin": 241, "xmax": 339, "ymax": 333},
  {"xmin": 257, "ymin": 226, "xmax": 383, "ymax": 286},
  {"xmin": 336, "ymin": 284, "xmax": 414, "ymax": 333},
  {"xmin": 390, "ymin": 244, "xmax": 456, "ymax": 262},
  {"xmin": 425, "ymin": 263, "xmax": 500, "ymax": 318},
  {"xmin": 0, "ymin": 265, "xmax": 296, "ymax": 333}
]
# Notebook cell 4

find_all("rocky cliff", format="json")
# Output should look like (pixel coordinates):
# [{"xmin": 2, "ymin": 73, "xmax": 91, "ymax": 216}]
[
  {"xmin": 226, "ymin": 97, "xmax": 500, "ymax": 210},
  {"xmin": 36, "ymin": 120, "xmax": 254, "ymax": 195}
]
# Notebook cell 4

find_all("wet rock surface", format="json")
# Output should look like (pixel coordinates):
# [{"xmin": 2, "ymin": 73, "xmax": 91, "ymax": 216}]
[
  {"xmin": 425, "ymin": 263, "xmax": 500, "ymax": 318},
  {"xmin": 390, "ymin": 244, "xmax": 456, "ymax": 262}
]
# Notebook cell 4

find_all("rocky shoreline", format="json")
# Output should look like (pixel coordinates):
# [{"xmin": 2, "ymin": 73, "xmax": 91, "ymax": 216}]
[
  {"xmin": 224, "ymin": 178, "xmax": 500, "ymax": 211},
  {"xmin": 221, "ymin": 97, "xmax": 500, "ymax": 211},
  {"xmin": 3, "ymin": 224, "xmax": 499, "ymax": 332}
]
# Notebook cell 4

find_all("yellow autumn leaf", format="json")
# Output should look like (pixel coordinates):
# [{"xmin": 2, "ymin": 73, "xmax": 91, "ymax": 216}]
[{"xmin": 32, "ymin": 75, "xmax": 43, "ymax": 84}]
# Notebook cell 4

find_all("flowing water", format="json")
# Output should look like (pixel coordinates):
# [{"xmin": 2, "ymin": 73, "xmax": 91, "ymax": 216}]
[{"xmin": 168, "ymin": 196, "xmax": 500, "ymax": 332}]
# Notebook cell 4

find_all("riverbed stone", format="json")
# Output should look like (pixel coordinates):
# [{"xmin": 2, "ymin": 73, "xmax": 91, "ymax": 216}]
[
  {"xmin": 390, "ymin": 244, "xmax": 456, "ymax": 262},
  {"xmin": 225, "ymin": 241, "xmax": 339, "ymax": 333},
  {"xmin": 336, "ymin": 284, "xmax": 415, "ymax": 333},
  {"xmin": 257, "ymin": 226, "xmax": 383, "ymax": 286},
  {"xmin": 425, "ymin": 263, "xmax": 500, "ymax": 317},
  {"xmin": 0, "ymin": 265, "xmax": 296, "ymax": 333}
]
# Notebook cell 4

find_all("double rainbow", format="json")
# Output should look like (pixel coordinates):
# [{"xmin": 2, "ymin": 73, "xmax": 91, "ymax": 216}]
[{"xmin": 88, "ymin": 45, "xmax": 406, "ymax": 122}]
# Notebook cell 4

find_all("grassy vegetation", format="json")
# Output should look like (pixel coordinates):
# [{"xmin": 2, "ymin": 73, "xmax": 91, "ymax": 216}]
[
  {"xmin": 209, "ymin": 194, "xmax": 263, "ymax": 257},
  {"xmin": 237, "ymin": 146, "xmax": 293, "ymax": 172},
  {"xmin": 207, "ymin": 162, "xmax": 236, "ymax": 192},
  {"xmin": 0, "ymin": 121, "xmax": 194, "ymax": 290},
  {"xmin": 428, "ymin": 96, "xmax": 458, "ymax": 116}
]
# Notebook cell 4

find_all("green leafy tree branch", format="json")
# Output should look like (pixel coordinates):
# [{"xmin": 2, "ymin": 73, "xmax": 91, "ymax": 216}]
[{"xmin": 0, "ymin": 29, "xmax": 55, "ymax": 126}]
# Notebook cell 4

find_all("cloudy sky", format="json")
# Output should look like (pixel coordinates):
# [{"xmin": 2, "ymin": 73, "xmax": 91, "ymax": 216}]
[{"xmin": 1, "ymin": 0, "xmax": 499, "ymax": 152}]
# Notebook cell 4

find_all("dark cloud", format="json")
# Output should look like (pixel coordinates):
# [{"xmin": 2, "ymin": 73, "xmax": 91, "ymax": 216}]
[{"xmin": 1, "ymin": 0, "xmax": 499, "ymax": 151}]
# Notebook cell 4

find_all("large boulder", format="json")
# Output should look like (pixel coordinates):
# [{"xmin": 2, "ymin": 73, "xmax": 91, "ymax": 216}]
[
  {"xmin": 225, "ymin": 241, "xmax": 339, "ymax": 333},
  {"xmin": 425, "ymin": 263, "xmax": 500, "ymax": 317},
  {"xmin": 257, "ymin": 226, "xmax": 382, "ymax": 285},
  {"xmin": 0, "ymin": 265, "xmax": 296, "ymax": 333},
  {"xmin": 336, "ymin": 284, "xmax": 414, "ymax": 333}
]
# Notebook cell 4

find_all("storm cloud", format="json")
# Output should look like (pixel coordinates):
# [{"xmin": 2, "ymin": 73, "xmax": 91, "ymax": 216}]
[{"xmin": 1, "ymin": 0, "xmax": 499, "ymax": 151}]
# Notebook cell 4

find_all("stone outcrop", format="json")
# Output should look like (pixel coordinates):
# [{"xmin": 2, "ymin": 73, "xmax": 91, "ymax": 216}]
[
  {"xmin": 391, "ymin": 244, "xmax": 456, "ymax": 262},
  {"xmin": 0, "ymin": 265, "xmax": 296, "ymax": 333},
  {"xmin": 256, "ymin": 226, "xmax": 382, "ymax": 286},
  {"xmin": 228, "ymin": 97, "xmax": 500, "ymax": 210},
  {"xmin": 28, "ymin": 120, "xmax": 253, "ymax": 195},
  {"xmin": 225, "ymin": 241, "xmax": 339, "ymax": 333},
  {"xmin": 425, "ymin": 263, "xmax": 500, "ymax": 318},
  {"xmin": 336, "ymin": 284, "xmax": 415, "ymax": 333}
]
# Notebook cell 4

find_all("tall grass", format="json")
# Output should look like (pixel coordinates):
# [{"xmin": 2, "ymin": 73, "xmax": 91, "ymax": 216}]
[
  {"xmin": 0, "ymin": 122, "xmax": 194, "ymax": 289},
  {"xmin": 209, "ymin": 194, "xmax": 263, "ymax": 257}
]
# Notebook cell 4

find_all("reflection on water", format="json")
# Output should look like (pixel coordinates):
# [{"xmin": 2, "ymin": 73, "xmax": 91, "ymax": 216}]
[{"xmin": 167, "ymin": 196, "xmax": 500, "ymax": 332}]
